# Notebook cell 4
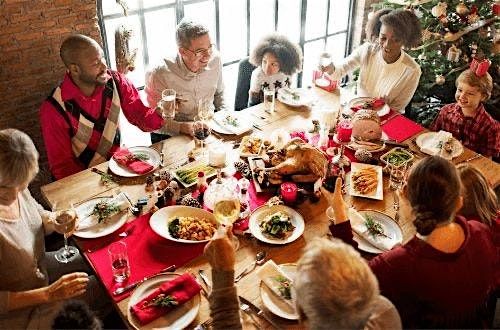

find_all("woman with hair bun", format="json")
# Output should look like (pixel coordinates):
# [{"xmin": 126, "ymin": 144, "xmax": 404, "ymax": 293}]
[
  {"xmin": 324, "ymin": 156, "xmax": 497, "ymax": 328},
  {"xmin": 320, "ymin": 8, "xmax": 422, "ymax": 112}
]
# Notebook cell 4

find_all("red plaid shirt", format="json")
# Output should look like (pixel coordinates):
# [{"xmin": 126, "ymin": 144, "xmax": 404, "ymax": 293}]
[{"xmin": 430, "ymin": 103, "xmax": 500, "ymax": 158}]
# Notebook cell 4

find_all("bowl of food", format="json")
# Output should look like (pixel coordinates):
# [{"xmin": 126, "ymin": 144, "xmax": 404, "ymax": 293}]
[
  {"xmin": 249, "ymin": 205, "xmax": 304, "ymax": 244},
  {"xmin": 149, "ymin": 206, "xmax": 218, "ymax": 243},
  {"xmin": 380, "ymin": 147, "xmax": 414, "ymax": 169},
  {"xmin": 239, "ymin": 135, "xmax": 263, "ymax": 157}
]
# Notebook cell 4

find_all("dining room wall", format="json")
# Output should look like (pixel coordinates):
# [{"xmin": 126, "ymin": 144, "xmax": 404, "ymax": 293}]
[{"xmin": 0, "ymin": 0, "xmax": 101, "ymax": 205}]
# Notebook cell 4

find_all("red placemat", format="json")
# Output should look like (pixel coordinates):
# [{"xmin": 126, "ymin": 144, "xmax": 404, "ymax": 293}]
[
  {"xmin": 382, "ymin": 115, "xmax": 424, "ymax": 143},
  {"xmin": 82, "ymin": 214, "xmax": 205, "ymax": 302}
]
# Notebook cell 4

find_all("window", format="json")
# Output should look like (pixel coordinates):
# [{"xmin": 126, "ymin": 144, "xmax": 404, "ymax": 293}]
[{"xmin": 98, "ymin": 0, "xmax": 355, "ymax": 109}]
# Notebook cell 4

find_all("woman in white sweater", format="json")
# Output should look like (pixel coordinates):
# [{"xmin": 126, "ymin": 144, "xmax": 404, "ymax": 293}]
[
  {"xmin": 0, "ymin": 129, "xmax": 104, "ymax": 329},
  {"xmin": 322, "ymin": 9, "xmax": 422, "ymax": 113}
]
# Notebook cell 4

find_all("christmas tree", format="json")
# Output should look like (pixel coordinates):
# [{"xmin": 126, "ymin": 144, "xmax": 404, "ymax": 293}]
[{"xmin": 371, "ymin": 0, "xmax": 499, "ymax": 127}]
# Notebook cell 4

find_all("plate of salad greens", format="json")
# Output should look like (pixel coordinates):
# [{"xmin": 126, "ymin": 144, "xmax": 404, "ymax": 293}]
[
  {"xmin": 259, "ymin": 263, "xmax": 298, "ymax": 320},
  {"xmin": 277, "ymin": 88, "xmax": 313, "ymax": 108},
  {"xmin": 249, "ymin": 205, "xmax": 304, "ymax": 245}
]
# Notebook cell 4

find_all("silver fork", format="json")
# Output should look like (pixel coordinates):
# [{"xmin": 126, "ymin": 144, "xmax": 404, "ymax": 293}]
[
  {"xmin": 239, "ymin": 302, "xmax": 261, "ymax": 329},
  {"xmin": 193, "ymin": 318, "xmax": 213, "ymax": 330}
]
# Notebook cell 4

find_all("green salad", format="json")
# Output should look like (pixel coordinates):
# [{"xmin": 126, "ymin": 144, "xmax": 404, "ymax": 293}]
[{"xmin": 260, "ymin": 211, "xmax": 295, "ymax": 239}]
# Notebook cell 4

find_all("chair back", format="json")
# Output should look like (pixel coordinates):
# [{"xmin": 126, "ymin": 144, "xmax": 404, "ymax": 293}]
[{"xmin": 234, "ymin": 57, "xmax": 256, "ymax": 111}]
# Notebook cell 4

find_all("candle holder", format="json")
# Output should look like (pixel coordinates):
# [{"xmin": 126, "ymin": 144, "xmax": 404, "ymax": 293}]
[{"xmin": 280, "ymin": 182, "xmax": 298, "ymax": 205}]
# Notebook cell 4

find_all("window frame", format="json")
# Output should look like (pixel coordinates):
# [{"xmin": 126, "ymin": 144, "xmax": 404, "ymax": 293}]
[{"xmin": 97, "ymin": 0, "xmax": 356, "ymax": 89}]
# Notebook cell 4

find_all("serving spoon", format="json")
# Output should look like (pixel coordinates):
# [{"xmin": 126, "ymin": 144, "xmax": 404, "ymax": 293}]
[{"xmin": 234, "ymin": 251, "xmax": 267, "ymax": 283}]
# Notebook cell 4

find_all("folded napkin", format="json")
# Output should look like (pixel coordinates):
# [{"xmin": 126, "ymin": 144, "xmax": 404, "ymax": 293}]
[
  {"xmin": 420, "ymin": 130, "xmax": 453, "ymax": 160},
  {"xmin": 213, "ymin": 111, "xmax": 249, "ymax": 135},
  {"xmin": 256, "ymin": 260, "xmax": 295, "ymax": 308},
  {"xmin": 112, "ymin": 148, "xmax": 153, "ymax": 174},
  {"xmin": 349, "ymin": 208, "xmax": 400, "ymax": 251},
  {"xmin": 351, "ymin": 98, "xmax": 385, "ymax": 112},
  {"xmin": 312, "ymin": 70, "xmax": 338, "ymax": 92},
  {"xmin": 76, "ymin": 193, "xmax": 130, "ymax": 231},
  {"xmin": 130, "ymin": 273, "xmax": 201, "ymax": 325}
]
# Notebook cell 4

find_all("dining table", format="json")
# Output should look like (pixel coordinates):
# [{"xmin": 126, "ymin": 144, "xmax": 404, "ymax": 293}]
[{"xmin": 40, "ymin": 86, "xmax": 500, "ymax": 329}]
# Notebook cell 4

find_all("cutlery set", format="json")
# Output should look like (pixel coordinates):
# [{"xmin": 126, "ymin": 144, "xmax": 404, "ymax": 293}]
[{"xmin": 113, "ymin": 264, "xmax": 176, "ymax": 296}]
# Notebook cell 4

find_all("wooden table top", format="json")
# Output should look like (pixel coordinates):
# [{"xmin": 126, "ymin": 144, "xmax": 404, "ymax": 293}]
[{"xmin": 40, "ymin": 87, "xmax": 500, "ymax": 329}]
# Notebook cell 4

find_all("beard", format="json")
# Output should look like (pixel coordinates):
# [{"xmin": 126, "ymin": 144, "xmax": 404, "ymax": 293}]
[{"xmin": 79, "ymin": 70, "xmax": 109, "ymax": 86}]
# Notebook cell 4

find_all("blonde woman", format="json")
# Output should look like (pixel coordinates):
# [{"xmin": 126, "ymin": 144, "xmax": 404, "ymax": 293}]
[{"xmin": 0, "ymin": 129, "xmax": 105, "ymax": 329}]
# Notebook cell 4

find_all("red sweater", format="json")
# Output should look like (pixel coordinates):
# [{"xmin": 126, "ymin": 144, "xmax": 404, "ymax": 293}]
[
  {"xmin": 330, "ymin": 216, "xmax": 497, "ymax": 328},
  {"xmin": 40, "ymin": 71, "xmax": 163, "ymax": 179}
]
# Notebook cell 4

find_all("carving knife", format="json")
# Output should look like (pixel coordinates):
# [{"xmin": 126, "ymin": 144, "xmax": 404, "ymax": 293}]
[
  {"xmin": 238, "ymin": 295, "xmax": 282, "ymax": 330},
  {"xmin": 112, "ymin": 264, "xmax": 176, "ymax": 296}
]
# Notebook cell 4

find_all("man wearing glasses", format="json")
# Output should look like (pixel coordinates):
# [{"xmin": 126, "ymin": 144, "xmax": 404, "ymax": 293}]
[{"xmin": 145, "ymin": 20, "xmax": 226, "ymax": 143}]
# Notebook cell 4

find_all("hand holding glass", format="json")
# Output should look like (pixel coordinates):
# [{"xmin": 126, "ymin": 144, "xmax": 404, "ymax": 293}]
[
  {"xmin": 213, "ymin": 186, "xmax": 240, "ymax": 250},
  {"xmin": 316, "ymin": 53, "xmax": 333, "ymax": 87},
  {"xmin": 53, "ymin": 204, "xmax": 79, "ymax": 263},
  {"xmin": 158, "ymin": 89, "xmax": 176, "ymax": 119}
]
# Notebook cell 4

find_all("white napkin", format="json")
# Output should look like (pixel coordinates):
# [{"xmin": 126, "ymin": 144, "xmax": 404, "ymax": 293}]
[
  {"xmin": 256, "ymin": 260, "xmax": 295, "ymax": 308},
  {"xmin": 213, "ymin": 111, "xmax": 249, "ymax": 135},
  {"xmin": 76, "ymin": 193, "xmax": 129, "ymax": 231},
  {"xmin": 349, "ymin": 208, "xmax": 399, "ymax": 251},
  {"xmin": 421, "ymin": 130, "xmax": 453, "ymax": 160}
]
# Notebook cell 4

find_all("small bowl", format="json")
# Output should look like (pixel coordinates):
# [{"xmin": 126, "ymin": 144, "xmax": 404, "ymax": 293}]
[{"xmin": 380, "ymin": 147, "xmax": 414, "ymax": 170}]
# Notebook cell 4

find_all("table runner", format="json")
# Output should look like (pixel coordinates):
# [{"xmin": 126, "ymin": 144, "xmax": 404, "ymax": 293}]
[{"xmin": 82, "ymin": 214, "xmax": 205, "ymax": 302}]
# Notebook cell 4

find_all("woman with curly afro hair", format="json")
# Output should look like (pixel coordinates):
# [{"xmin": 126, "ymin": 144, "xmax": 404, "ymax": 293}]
[
  {"xmin": 248, "ymin": 33, "xmax": 302, "ymax": 106},
  {"xmin": 320, "ymin": 9, "xmax": 422, "ymax": 113}
]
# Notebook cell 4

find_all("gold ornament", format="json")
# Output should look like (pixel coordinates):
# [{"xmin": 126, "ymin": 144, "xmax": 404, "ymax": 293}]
[
  {"xmin": 444, "ymin": 32, "xmax": 455, "ymax": 41},
  {"xmin": 456, "ymin": 2, "xmax": 469, "ymax": 15},
  {"xmin": 435, "ymin": 75, "xmax": 446, "ymax": 85},
  {"xmin": 431, "ymin": 2, "xmax": 447, "ymax": 17},
  {"xmin": 422, "ymin": 29, "xmax": 433, "ymax": 42},
  {"xmin": 446, "ymin": 45, "xmax": 462, "ymax": 62},
  {"xmin": 467, "ymin": 13, "xmax": 480, "ymax": 24}
]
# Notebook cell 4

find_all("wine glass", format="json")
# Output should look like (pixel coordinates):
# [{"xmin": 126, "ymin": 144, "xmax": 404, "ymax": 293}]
[
  {"xmin": 213, "ymin": 185, "xmax": 241, "ymax": 250},
  {"xmin": 389, "ymin": 163, "xmax": 407, "ymax": 215},
  {"xmin": 193, "ymin": 118, "xmax": 212, "ymax": 160},
  {"xmin": 316, "ymin": 53, "xmax": 333, "ymax": 87},
  {"xmin": 53, "ymin": 202, "xmax": 79, "ymax": 263},
  {"xmin": 198, "ymin": 98, "xmax": 214, "ymax": 122}
]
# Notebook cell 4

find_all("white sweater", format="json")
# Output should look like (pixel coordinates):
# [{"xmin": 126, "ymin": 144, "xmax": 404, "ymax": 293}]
[{"xmin": 331, "ymin": 43, "xmax": 421, "ymax": 113}]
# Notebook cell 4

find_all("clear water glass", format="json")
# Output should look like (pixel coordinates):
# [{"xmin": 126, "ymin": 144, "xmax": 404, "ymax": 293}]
[
  {"xmin": 108, "ymin": 241, "xmax": 130, "ymax": 283},
  {"xmin": 159, "ymin": 89, "xmax": 176, "ymax": 119}
]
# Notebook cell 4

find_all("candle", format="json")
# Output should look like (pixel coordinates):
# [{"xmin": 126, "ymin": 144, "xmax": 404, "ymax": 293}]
[
  {"xmin": 209, "ymin": 145, "xmax": 226, "ymax": 167},
  {"xmin": 336, "ymin": 119, "xmax": 353, "ymax": 142},
  {"xmin": 280, "ymin": 182, "xmax": 298, "ymax": 204}
]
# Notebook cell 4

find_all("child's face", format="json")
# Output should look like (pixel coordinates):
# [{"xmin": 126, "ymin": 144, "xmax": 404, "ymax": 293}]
[
  {"xmin": 455, "ymin": 81, "xmax": 485, "ymax": 112},
  {"xmin": 262, "ymin": 52, "xmax": 280, "ymax": 76}
]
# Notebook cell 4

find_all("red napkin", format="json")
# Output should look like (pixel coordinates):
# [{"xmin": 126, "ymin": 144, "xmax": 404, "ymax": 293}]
[
  {"xmin": 351, "ymin": 98, "xmax": 385, "ymax": 112},
  {"xmin": 130, "ymin": 273, "xmax": 201, "ymax": 325},
  {"xmin": 82, "ymin": 213, "xmax": 205, "ymax": 302},
  {"xmin": 112, "ymin": 148, "xmax": 153, "ymax": 174},
  {"xmin": 312, "ymin": 70, "xmax": 338, "ymax": 92},
  {"xmin": 382, "ymin": 115, "xmax": 424, "ymax": 143}
]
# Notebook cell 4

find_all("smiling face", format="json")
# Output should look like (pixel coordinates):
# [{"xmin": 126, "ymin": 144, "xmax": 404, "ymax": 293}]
[
  {"xmin": 261, "ymin": 52, "xmax": 281, "ymax": 76},
  {"xmin": 70, "ymin": 44, "xmax": 109, "ymax": 87},
  {"xmin": 455, "ymin": 81, "xmax": 485, "ymax": 113},
  {"xmin": 378, "ymin": 24, "xmax": 403, "ymax": 63},
  {"xmin": 179, "ymin": 34, "xmax": 213, "ymax": 73}
]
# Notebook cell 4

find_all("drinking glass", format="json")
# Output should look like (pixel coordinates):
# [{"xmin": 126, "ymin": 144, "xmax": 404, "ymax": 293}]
[
  {"xmin": 159, "ymin": 89, "xmax": 176, "ymax": 119},
  {"xmin": 53, "ymin": 203, "xmax": 79, "ymax": 263},
  {"xmin": 108, "ymin": 241, "xmax": 130, "ymax": 283},
  {"xmin": 389, "ymin": 164, "xmax": 407, "ymax": 213},
  {"xmin": 316, "ymin": 53, "xmax": 332, "ymax": 87},
  {"xmin": 193, "ymin": 118, "xmax": 212, "ymax": 159},
  {"xmin": 263, "ymin": 87, "xmax": 275, "ymax": 113},
  {"xmin": 213, "ymin": 185, "xmax": 240, "ymax": 250},
  {"xmin": 198, "ymin": 98, "xmax": 214, "ymax": 122}
]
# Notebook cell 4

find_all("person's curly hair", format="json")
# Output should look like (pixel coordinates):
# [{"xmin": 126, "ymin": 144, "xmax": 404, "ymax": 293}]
[
  {"xmin": 52, "ymin": 300, "xmax": 102, "ymax": 330},
  {"xmin": 366, "ymin": 8, "xmax": 422, "ymax": 48},
  {"xmin": 249, "ymin": 33, "xmax": 303, "ymax": 75}
]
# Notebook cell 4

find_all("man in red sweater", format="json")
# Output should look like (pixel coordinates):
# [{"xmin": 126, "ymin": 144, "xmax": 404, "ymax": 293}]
[{"xmin": 40, "ymin": 34, "xmax": 164, "ymax": 179}]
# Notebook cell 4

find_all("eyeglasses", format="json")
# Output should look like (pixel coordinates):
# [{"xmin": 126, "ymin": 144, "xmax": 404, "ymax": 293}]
[{"xmin": 184, "ymin": 44, "xmax": 214, "ymax": 59}]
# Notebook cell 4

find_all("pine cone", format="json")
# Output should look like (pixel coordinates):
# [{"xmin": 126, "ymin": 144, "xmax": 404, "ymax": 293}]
[
  {"xmin": 234, "ymin": 161, "xmax": 252, "ymax": 179},
  {"xmin": 180, "ymin": 195, "xmax": 202, "ymax": 208},
  {"xmin": 355, "ymin": 149, "xmax": 373, "ymax": 163}
]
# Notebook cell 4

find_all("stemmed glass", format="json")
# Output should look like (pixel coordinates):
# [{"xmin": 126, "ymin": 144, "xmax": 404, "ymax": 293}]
[
  {"xmin": 53, "ymin": 202, "xmax": 79, "ymax": 263},
  {"xmin": 213, "ymin": 185, "xmax": 241, "ymax": 250},
  {"xmin": 198, "ymin": 98, "xmax": 214, "ymax": 122},
  {"xmin": 389, "ymin": 164, "xmax": 408, "ymax": 221},
  {"xmin": 316, "ymin": 53, "xmax": 333, "ymax": 87},
  {"xmin": 193, "ymin": 118, "xmax": 212, "ymax": 160}
]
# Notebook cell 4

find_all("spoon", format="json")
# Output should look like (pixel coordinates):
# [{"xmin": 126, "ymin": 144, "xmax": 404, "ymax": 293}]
[{"xmin": 234, "ymin": 251, "xmax": 267, "ymax": 283}]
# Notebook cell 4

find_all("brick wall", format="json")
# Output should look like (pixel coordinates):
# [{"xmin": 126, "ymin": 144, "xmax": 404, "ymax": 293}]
[
  {"xmin": 351, "ymin": 0, "xmax": 380, "ymax": 50},
  {"xmin": 0, "ymin": 0, "xmax": 101, "ymax": 204}
]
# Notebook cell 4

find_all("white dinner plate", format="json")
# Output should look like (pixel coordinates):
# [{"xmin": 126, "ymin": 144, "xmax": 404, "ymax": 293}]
[
  {"xmin": 149, "ymin": 206, "xmax": 218, "ymax": 243},
  {"xmin": 348, "ymin": 163, "xmax": 384, "ymax": 200},
  {"xmin": 259, "ymin": 263, "xmax": 299, "ymax": 320},
  {"xmin": 345, "ymin": 97, "xmax": 391, "ymax": 117},
  {"xmin": 73, "ymin": 195, "xmax": 130, "ymax": 239},
  {"xmin": 108, "ymin": 146, "xmax": 161, "ymax": 177},
  {"xmin": 249, "ymin": 205, "xmax": 305, "ymax": 245},
  {"xmin": 277, "ymin": 88, "xmax": 313, "ymax": 108},
  {"xmin": 415, "ymin": 132, "xmax": 464, "ymax": 158},
  {"xmin": 352, "ymin": 210, "xmax": 403, "ymax": 254},
  {"xmin": 127, "ymin": 273, "xmax": 201, "ymax": 330},
  {"xmin": 211, "ymin": 111, "xmax": 252, "ymax": 135},
  {"xmin": 238, "ymin": 135, "xmax": 263, "ymax": 158}
]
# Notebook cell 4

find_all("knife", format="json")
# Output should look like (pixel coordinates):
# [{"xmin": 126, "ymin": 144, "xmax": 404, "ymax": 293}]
[
  {"xmin": 381, "ymin": 139, "xmax": 409, "ymax": 148},
  {"xmin": 198, "ymin": 269, "xmax": 212, "ymax": 294},
  {"xmin": 238, "ymin": 295, "xmax": 282, "ymax": 330},
  {"xmin": 112, "ymin": 264, "xmax": 176, "ymax": 296}
]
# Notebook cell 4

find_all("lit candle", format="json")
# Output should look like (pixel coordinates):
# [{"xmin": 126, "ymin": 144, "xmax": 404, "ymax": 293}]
[
  {"xmin": 336, "ymin": 119, "xmax": 353, "ymax": 142},
  {"xmin": 280, "ymin": 182, "xmax": 298, "ymax": 204}
]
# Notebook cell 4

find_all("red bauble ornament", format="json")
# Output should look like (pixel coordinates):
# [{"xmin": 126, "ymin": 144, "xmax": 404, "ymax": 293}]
[{"xmin": 493, "ymin": 2, "xmax": 500, "ymax": 16}]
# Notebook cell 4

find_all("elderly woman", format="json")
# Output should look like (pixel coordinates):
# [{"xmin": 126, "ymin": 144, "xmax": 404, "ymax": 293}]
[
  {"xmin": 0, "ymin": 129, "xmax": 99, "ymax": 329},
  {"xmin": 325, "ymin": 156, "xmax": 497, "ymax": 328},
  {"xmin": 203, "ymin": 229, "xmax": 401, "ymax": 329},
  {"xmin": 321, "ymin": 9, "xmax": 421, "ymax": 112}
]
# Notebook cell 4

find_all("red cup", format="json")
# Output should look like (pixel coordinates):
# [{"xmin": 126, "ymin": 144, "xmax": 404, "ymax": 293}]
[
  {"xmin": 280, "ymin": 182, "xmax": 298, "ymax": 204},
  {"xmin": 336, "ymin": 120, "xmax": 353, "ymax": 142}
]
